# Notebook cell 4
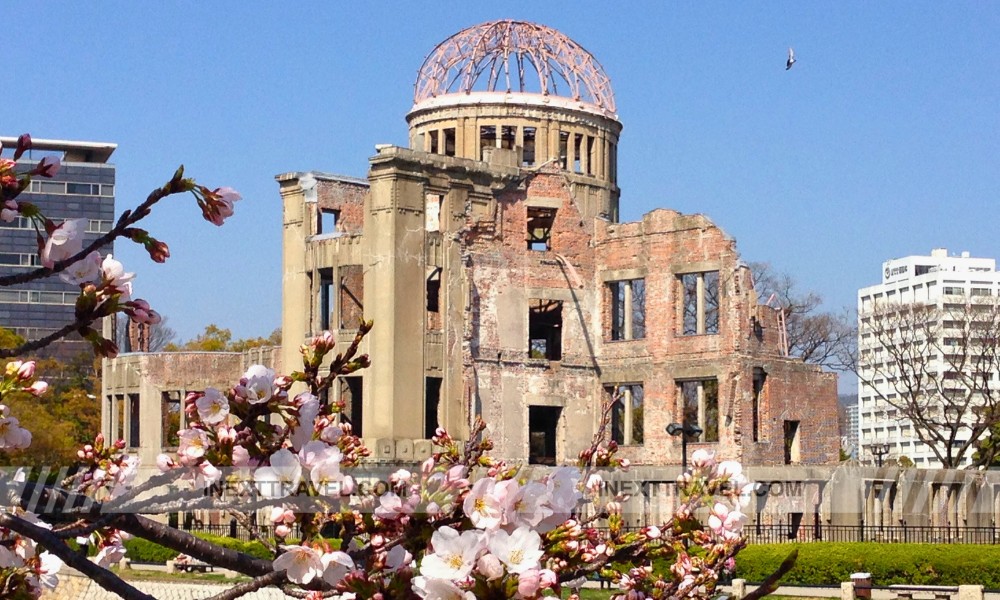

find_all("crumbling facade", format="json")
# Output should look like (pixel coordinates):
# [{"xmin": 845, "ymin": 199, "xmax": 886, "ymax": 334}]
[{"xmin": 276, "ymin": 20, "xmax": 839, "ymax": 467}]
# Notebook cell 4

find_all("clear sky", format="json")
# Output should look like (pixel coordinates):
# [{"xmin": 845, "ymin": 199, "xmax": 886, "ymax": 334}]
[{"xmin": 9, "ymin": 3, "xmax": 1000, "ymax": 390}]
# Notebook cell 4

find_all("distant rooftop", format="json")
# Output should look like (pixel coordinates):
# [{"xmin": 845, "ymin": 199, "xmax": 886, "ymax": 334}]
[{"xmin": 0, "ymin": 136, "xmax": 117, "ymax": 164}]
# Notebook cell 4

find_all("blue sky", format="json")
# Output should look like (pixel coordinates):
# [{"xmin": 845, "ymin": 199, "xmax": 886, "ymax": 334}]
[{"xmin": 9, "ymin": 4, "xmax": 1000, "ymax": 389}]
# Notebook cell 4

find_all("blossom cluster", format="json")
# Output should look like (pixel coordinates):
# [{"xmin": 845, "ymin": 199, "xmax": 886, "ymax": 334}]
[{"xmin": 0, "ymin": 510, "xmax": 63, "ymax": 596}]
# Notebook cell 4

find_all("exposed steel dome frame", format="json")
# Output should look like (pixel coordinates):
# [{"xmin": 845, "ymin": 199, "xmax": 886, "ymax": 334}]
[{"xmin": 413, "ymin": 20, "xmax": 616, "ymax": 114}]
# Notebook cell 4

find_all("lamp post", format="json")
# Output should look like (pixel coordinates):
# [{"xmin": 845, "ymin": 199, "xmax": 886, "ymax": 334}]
[
  {"xmin": 870, "ymin": 442, "xmax": 890, "ymax": 467},
  {"xmin": 667, "ymin": 422, "xmax": 703, "ymax": 472}
]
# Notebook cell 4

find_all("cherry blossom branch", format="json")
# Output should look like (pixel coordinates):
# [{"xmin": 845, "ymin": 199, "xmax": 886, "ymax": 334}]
[
  {"xmin": 0, "ymin": 316, "xmax": 96, "ymax": 358},
  {"xmin": 743, "ymin": 549, "xmax": 799, "ymax": 600},
  {"xmin": 112, "ymin": 513, "xmax": 274, "ymax": 577},
  {"xmin": 0, "ymin": 168, "xmax": 187, "ymax": 288},
  {"xmin": 0, "ymin": 512, "xmax": 155, "ymax": 600}
]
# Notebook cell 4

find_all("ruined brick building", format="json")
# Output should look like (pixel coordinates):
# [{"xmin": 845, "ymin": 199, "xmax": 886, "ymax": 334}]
[{"xmin": 275, "ymin": 20, "xmax": 839, "ymax": 467}]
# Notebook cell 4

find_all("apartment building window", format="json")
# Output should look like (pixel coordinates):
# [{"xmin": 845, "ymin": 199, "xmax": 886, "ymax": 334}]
[
  {"xmin": 528, "ymin": 299, "xmax": 562, "ymax": 360},
  {"xmin": 608, "ymin": 279, "xmax": 646, "ymax": 341},
  {"xmin": 942, "ymin": 286, "xmax": 965, "ymax": 296},
  {"xmin": 527, "ymin": 207, "xmax": 555, "ymax": 251},
  {"xmin": 679, "ymin": 271, "xmax": 720, "ymax": 335},
  {"xmin": 607, "ymin": 384, "xmax": 644, "ymax": 445},
  {"xmin": 678, "ymin": 379, "xmax": 719, "ymax": 442},
  {"xmin": 971, "ymin": 287, "xmax": 993, "ymax": 297}
]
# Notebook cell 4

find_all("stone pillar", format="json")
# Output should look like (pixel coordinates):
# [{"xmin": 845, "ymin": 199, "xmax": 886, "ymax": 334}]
[
  {"xmin": 731, "ymin": 579, "xmax": 746, "ymax": 600},
  {"xmin": 840, "ymin": 582, "xmax": 855, "ymax": 600},
  {"xmin": 958, "ymin": 585, "xmax": 984, "ymax": 600},
  {"xmin": 277, "ymin": 176, "xmax": 311, "ymax": 393}
]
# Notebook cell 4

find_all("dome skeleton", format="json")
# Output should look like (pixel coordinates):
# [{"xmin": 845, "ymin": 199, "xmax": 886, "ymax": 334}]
[{"xmin": 413, "ymin": 20, "xmax": 616, "ymax": 114}]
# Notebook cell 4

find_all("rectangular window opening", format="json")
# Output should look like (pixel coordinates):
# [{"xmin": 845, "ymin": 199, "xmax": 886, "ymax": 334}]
[
  {"xmin": 161, "ymin": 391, "xmax": 181, "ymax": 448},
  {"xmin": 480, "ymin": 126, "xmax": 497, "ymax": 160},
  {"xmin": 522, "ymin": 127, "xmax": 536, "ymax": 166},
  {"xmin": 679, "ymin": 379, "xmax": 719, "ymax": 443},
  {"xmin": 586, "ymin": 136, "xmax": 596, "ymax": 175},
  {"xmin": 529, "ymin": 299, "xmax": 563, "ymax": 360},
  {"xmin": 527, "ymin": 207, "xmax": 556, "ymax": 251},
  {"xmin": 319, "ymin": 268, "xmax": 334, "ymax": 331},
  {"xmin": 528, "ymin": 406, "xmax": 561, "ymax": 465},
  {"xmin": 558, "ymin": 131, "xmax": 569, "ymax": 169},
  {"xmin": 443, "ymin": 128, "xmax": 456, "ymax": 157},
  {"xmin": 338, "ymin": 265, "xmax": 364, "ymax": 330},
  {"xmin": 573, "ymin": 134, "xmax": 583, "ymax": 173},
  {"xmin": 430, "ymin": 129, "xmax": 440, "ymax": 154},
  {"xmin": 426, "ymin": 267, "xmax": 442, "ymax": 331},
  {"xmin": 128, "ymin": 393, "xmax": 141, "ymax": 448},
  {"xmin": 784, "ymin": 420, "xmax": 801, "ymax": 464},
  {"xmin": 424, "ymin": 377, "xmax": 442, "ymax": 439},
  {"xmin": 318, "ymin": 208, "xmax": 341, "ymax": 235},
  {"xmin": 752, "ymin": 368, "xmax": 766, "ymax": 442},
  {"xmin": 340, "ymin": 376, "xmax": 363, "ymax": 437},
  {"xmin": 680, "ymin": 271, "xmax": 720, "ymax": 336},
  {"xmin": 606, "ymin": 384, "xmax": 644, "ymax": 446},
  {"xmin": 500, "ymin": 126, "xmax": 516, "ymax": 150}
]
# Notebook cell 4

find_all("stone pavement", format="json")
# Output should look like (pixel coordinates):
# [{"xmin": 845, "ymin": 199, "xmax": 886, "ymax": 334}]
[{"xmin": 40, "ymin": 572, "xmax": 299, "ymax": 600}]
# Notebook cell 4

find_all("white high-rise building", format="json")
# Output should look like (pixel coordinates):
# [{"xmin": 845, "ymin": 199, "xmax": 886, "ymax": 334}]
[{"xmin": 857, "ymin": 248, "xmax": 1000, "ymax": 468}]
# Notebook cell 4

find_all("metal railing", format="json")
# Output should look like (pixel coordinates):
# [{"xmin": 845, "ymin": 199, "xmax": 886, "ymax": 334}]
[{"xmin": 747, "ymin": 523, "xmax": 1000, "ymax": 545}]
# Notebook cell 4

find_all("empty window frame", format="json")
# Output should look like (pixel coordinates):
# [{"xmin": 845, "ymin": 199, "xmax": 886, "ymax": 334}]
[
  {"xmin": 425, "ymin": 377, "xmax": 442, "ymax": 439},
  {"xmin": 318, "ymin": 268, "xmax": 334, "ymax": 331},
  {"xmin": 339, "ymin": 265, "xmax": 364, "ymax": 329},
  {"xmin": 522, "ymin": 127, "xmax": 537, "ymax": 166},
  {"xmin": 528, "ymin": 299, "xmax": 563, "ymax": 360},
  {"xmin": 573, "ymin": 133, "xmax": 583, "ymax": 173},
  {"xmin": 752, "ymin": 368, "xmax": 767, "ymax": 442},
  {"xmin": 558, "ymin": 131, "xmax": 569, "ymax": 169},
  {"xmin": 528, "ymin": 406, "xmax": 561, "ymax": 465},
  {"xmin": 317, "ymin": 208, "xmax": 341, "ymax": 235},
  {"xmin": 784, "ymin": 420, "xmax": 801, "ymax": 464},
  {"xmin": 607, "ymin": 384, "xmax": 644, "ymax": 446},
  {"xmin": 500, "ymin": 125, "xmax": 516, "ymax": 150},
  {"xmin": 680, "ymin": 271, "xmax": 720, "ymax": 335},
  {"xmin": 678, "ymin": 379, "xmax": 719, "ymax": 443},
  {"xmin": 426, "ymin": 267, "xmax": 442, "ymax": 331},
  {"xmin": 128, "ymin": 393, "xmax": 141, "ymax": 448},
  {"xmin": 479, "ymin": 126, "xmax": 497, "ymax": 159},
  {"xmin": 443, "ymin": 128, "xmax": 456, "ymax": 157},
  {"xmin": 608, "ymin": 278, "xmax": 646, "ymax": 341},
  {"xmin": 339, "ymin": 376, "xmax": 363, "ymax": 437},
  {"xmin": 527, "ymin": 207, "xmax": 556, "ymax": 251},
  {"xmin": 161, "ymin": 391, "xmax": 182, "ymax": 448}
]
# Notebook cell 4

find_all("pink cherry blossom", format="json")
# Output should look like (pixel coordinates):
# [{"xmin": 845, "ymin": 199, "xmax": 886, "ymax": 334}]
[
  {"xmin": 273, "ymin": 545, "xmax": 324, "ymax": 585},
  {"xmin": 40, "ymin": 219, "xmax": 85, "ymax": 268}
]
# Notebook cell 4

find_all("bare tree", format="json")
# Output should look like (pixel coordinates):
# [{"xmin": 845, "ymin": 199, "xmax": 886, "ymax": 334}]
[
  {"xmin": 750, "ymin": 262, "xmax": 854, "ymax": 367},
  {"xmin": 844, "ymin": 298, "xmax": 1000, "ymax": 468}
]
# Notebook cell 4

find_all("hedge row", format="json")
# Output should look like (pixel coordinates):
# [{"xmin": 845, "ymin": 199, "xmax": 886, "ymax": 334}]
[
  {"xmin": 734, "ymin": 543, "xmax": 1000, "ymax": 588},
  {"xmin": 124, "ymin": 533, "xmax": 272, "ymax": 564}
]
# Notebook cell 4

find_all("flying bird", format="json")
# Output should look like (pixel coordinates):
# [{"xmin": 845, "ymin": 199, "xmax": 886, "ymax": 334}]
[{"xmin": 786, "ymin": 47, "xmax": 796, "ymax": 70}]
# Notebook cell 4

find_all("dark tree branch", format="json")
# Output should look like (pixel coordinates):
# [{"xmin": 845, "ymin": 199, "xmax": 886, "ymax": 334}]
[
  {"xmin": 205, "ymin": 570, "xmax": 287, "ymax": 600},
  {"xmin": 0, "ymin": 512, "xmax": 156, "ymax": 600}
]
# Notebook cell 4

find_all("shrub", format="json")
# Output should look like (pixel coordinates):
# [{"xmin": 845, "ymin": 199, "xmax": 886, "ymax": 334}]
[
  {"xmin": 734, "ymin": 543, "xmax": 1000, "ymax": 587},
  {"xmin": 124, "ymin": 533, "xmax": 272, "ymax": 564}
]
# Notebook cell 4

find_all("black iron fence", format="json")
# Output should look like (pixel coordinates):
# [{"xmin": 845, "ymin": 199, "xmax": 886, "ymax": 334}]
[
  {"xmin": 179, "ymin": 521, "xmax": 303, "ymax": 543},
  {"xmin": 748, "ymin": 523, "xmax": 1000, "ymax": 545}
]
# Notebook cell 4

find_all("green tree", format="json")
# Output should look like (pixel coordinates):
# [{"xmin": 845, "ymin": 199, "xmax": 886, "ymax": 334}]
[{"xmin": 165, "ymin": 324, "xmax": 281, "ymax": 352}]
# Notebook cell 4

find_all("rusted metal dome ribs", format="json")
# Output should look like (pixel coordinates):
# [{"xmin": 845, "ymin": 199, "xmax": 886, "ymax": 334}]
[{"xmin": 413, "ymin": 20, "xmax": 616, "ymax": 114}]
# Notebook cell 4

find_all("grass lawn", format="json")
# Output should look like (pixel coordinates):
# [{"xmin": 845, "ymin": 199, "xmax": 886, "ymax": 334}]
[{"xmin": 113, "ymin": 567, "xmax": 249, "ymax": 584}]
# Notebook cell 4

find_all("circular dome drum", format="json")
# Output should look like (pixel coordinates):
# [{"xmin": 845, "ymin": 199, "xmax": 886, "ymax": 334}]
[{"xmin": 412, "ymin": 20, "xmax": 616, "ymax": 116}]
